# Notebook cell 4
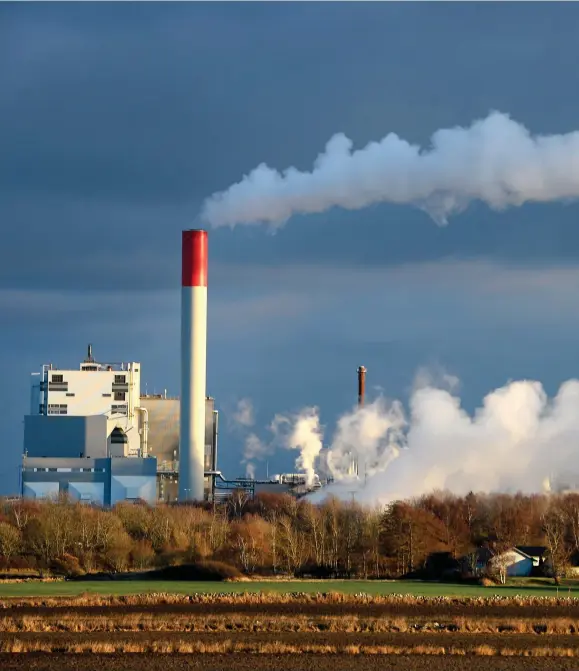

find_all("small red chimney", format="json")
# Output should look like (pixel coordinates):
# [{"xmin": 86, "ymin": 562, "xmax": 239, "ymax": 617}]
[{"xmin": 357, "ymin": 366, "xmax": 366, "ymax": 407}]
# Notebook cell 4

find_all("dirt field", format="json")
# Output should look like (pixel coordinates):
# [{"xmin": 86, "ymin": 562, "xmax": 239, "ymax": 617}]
[
  {"xmin": 4, "ymin": 655, "xmax": 579, "ymax": 671},
  {"xmin": 3, "ymin": 593, "xmax": 579, "ymax": 665},
  {"xmin": 5, "ymin": 599, "xmax": 579, "ymax": 619}
]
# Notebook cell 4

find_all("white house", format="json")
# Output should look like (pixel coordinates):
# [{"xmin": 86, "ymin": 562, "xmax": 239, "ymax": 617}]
[{"xmin": 489, "ymin": 548, "xmax": 534, "ymax": 581}]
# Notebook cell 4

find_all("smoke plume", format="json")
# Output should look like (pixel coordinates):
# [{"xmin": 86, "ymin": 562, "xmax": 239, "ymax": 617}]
[
  {"xmin": 201, "ymin": 111, "xmax": 579, "ymax": 228},
  {"xmin": 230, "ymin": 398, "xmax": 270, "ymax": 478},
  {"xmin": 233, "ymin": 398, "xmax": 255, "ymax": 428},
  {"xmin": 241, "ymin": 433, "xmax": 270, "ymax": 480},
  {"xmin": 271, "ymin": 377, "xmax": 579, "ymax": 505},
  {"xmin": 270, "ymin": 408, "xmax": 323, "ymax": 486}
]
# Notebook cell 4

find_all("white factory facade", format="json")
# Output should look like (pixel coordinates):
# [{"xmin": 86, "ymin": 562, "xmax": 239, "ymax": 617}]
[{"xmin": 29, "ymin": 345, "xmax": 144, "ymax": 458}]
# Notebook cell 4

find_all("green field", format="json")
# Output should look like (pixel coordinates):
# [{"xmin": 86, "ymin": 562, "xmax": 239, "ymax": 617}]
[{"xmin": 0, "ymin": 578, "xmax": 578, "ymax": 598}]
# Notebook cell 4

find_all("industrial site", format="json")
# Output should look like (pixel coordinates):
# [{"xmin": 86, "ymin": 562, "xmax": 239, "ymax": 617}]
[{"xmin": 20, "ymin": 229, "xmax": 344, "ymax": 507}]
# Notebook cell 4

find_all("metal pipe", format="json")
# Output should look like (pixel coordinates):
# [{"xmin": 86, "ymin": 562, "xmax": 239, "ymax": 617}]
[
  {"xmin": 179, "ymin": 229, "xmax": 208, "ymax": 502},
  {"xmin": 136, "ymin": 407, "xmax": 149, "ymax": 458},
  {"xmin": 211, "ymin": 409, "xmax": 219, "ymax": 502}
]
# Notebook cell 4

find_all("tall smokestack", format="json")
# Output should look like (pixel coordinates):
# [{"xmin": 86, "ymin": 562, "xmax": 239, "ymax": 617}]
[
  {"xmin": 179, "ymin": 229, "xmax": 208, "ymax": 501},
  {"xmin": 357, "ymin": 365, "xmax": 366, "ymax": 407}
]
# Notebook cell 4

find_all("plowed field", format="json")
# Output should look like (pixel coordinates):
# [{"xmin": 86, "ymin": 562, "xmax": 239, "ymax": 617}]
[
  {"xmin": 3, "ymin": 655, "xmax": 579, "ymax": 671},
  {"xmin": 3, "ymin": 593, "xmax": 579, "ymax": 667}
]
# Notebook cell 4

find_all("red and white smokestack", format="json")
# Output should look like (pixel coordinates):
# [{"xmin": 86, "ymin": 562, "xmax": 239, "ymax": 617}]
[{"xmin": 179, "ymin": 229, "xmax": 208, "ymax": 501}]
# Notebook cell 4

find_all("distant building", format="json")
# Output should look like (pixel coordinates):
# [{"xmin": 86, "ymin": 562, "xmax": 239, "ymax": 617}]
[
  {"xmin": 22, "ymin": 456, "xmax": 157, "ymax": 506},
  {"xmin": 489, "ymin": 548, "xmax": 535, "ymax": 578},
  {"xmin": 22, "ymin": 346, "xmax": 157, "ymax": 505},
  {"xmin": 27, "ymin": 345, "xmax": 144, "ymax": 458},
  {"xmin": 140, "ymin": 395, "xmax": 218, "ymax": 502},
  {"xmin": 463, "ymin": 545, "xmax": 549, "ymax": 579}
]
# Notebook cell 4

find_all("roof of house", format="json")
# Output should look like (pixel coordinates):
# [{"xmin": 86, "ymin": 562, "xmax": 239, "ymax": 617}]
[
  {"xmin": 463, "ymin": 547, "xmax": 494, "ymax": 565},
  {"xmin": 515, "ymin": 545, "xmax": 547, "ymax": 558}
]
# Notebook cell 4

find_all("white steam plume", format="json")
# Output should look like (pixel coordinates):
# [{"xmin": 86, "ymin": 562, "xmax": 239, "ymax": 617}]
[
  {"xmin": 241, "ymin": 432, "xmax": 270, "ymax": 479},
  {"xmin": 274, "ymin": 377, "xmax": 579, "ymax": 505},
  {"xmin": 326, "ymin": 398, "xmax": 405, "ymax": 480},
  {"xmin": 232, "ymin": 399, "xmax": 271, "ymax": 478},
  {"xmin": 271, "ymin": 408, "xmax": 324, "ymax": 486},
  {"xmin": 201, "ymin": 111, "xmax": 579, "ymax": 228},
  {"xmin": 233, "ymin": 398, "xmax": 255, "ymax": 428}
]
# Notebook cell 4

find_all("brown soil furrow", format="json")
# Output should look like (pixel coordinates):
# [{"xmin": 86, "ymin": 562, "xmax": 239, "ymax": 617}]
[{"xmin": 1, "ymin": 654, "xmax": 579, "ymax": 671}]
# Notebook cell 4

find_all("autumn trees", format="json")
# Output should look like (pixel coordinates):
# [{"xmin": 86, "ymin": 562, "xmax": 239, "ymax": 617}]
[{"xmin": 0, "ymin": 491, "xmax": 577, "ymax": 579}]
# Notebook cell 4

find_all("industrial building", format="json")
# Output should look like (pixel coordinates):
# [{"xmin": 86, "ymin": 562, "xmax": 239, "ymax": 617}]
[
  {"xmin": 21, "ymin": 347, "xmax": 220, "ymax": 505},
  {"xmin": 140, "ymin": 394, "xmax": 218, "ymax": 502},
  {"xmin": 19, "ymin": 230, "xmax": 342, "ymax": 506},
  {"xmin": 22, "ymin": 347, "xmax": 157, "ymax": 505}
]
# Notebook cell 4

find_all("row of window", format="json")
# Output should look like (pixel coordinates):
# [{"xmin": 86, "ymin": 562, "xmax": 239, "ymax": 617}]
[
  {"xmin": 47, "ymin": 404, "xmax": 67, "ymax": 415},
  {"xmin": 49, "ymin": 390, "xmax": 126, "ymax": 400},
  {"xmin": 46, "ymin": 402, "xmax": 128, "ymax": 416},
  {"xmin": 103, "ymin": 392, "xmax": 126, "ymax": 400},
  {"xmin": 51, "ymin": 373, "xmax": 127, "ymax": 384}
]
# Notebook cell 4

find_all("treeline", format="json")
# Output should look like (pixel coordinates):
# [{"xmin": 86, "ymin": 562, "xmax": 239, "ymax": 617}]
[{"xmin": 0, "ymin": 491, "xmax": 578, "ymax": 579}]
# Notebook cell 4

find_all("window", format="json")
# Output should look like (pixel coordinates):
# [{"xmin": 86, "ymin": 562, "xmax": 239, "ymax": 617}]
[
  {"xmin": 114, "ymin": 375, "xmax": 126, "ymax": 384},
  {"xmin": 102, "ymin": 393, "xmax": 111, "ymax": 397},
  {"xmin": 111, "ymin": 404, "xmax": 127, "ymax": 415},
  {"xmin": 114, "ymin": 391, "xmax": 125, "ymax": 401},
  {"xmin": 66, "ymin": 392, "xmax": 75, "ymax": 397},
  {"xmin": 49, "ymin": 376, "xmax": 68, "ymax": 391},
  {"xmin": 47, "ymin": 404, "xmax": 67, "ymax": 415}
]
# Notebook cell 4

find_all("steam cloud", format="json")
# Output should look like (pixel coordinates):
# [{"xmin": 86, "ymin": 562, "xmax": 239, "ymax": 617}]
[
  {"xmin": 201, "ymin": 111, "xmax": 579, "ymax": 228},
  {"xmin": 233, "ymin": 398, "xmax": 255, "ymax": 428},
  {"xmin": 231, "ymin": 398, "xmax": 269, "ymax": 478},
  {"xmin": 270, "ymin": 408, "xmax": 323, "ymax": 486},
  {"xmin": 270, "ymin": 377, "xmax": 579, "ymax": 505}
]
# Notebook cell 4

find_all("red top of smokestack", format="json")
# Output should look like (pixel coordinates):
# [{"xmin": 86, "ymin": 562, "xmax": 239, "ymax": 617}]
[{"xmin": 182, "ymin": 229, "xmax": 208, "ymax": 287}]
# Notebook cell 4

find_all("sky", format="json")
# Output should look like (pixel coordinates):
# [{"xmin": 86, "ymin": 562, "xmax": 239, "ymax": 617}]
[{"xmin": 3, "ymin": 2, "xmax": 579, "ymax": 492}]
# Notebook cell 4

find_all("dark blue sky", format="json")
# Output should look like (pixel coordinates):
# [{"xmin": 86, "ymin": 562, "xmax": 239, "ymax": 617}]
[{"xmin": 3, "ymin": 2, "xmax": 579, "ymax": 491}]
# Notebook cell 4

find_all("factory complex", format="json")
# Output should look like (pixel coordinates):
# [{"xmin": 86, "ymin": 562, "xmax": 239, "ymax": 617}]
[{"xmin": 19, "ymin": 230, "xmax": 359, "ymax": 506}]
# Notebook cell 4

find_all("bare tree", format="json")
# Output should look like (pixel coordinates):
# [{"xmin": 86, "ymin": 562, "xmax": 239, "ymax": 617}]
[
  {"xmin": 0, "ymin": 523, "xmax": 22, "ymax": 564},
  {"xmin": 279, "ymin": 515, "xmax": 306, "ymax": 574},
  {"xmin": 542, "ymin": 501, "xmax": 572, "ymax": 583}
]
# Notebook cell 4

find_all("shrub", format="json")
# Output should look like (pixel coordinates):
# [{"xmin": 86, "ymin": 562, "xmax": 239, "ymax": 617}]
[
  {"xmin": 131, "ymin": 540, "xmax": 155, "ymax": 570},
  {"xmin": 50, "ymin": 554, "xmax": 85, "ymax": 578},
  {"xmin": 143, "ymin": 560, "xmax": 241, "ymax": 581},
  {"xmin": 104, "ymin": 530, "xmax": 133, "ymax": 573}
]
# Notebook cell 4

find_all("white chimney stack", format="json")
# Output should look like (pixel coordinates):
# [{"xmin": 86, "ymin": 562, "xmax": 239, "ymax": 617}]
[{"xmin": 179, "ymin": 229, "xmax": 208, "ymax": 501}]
